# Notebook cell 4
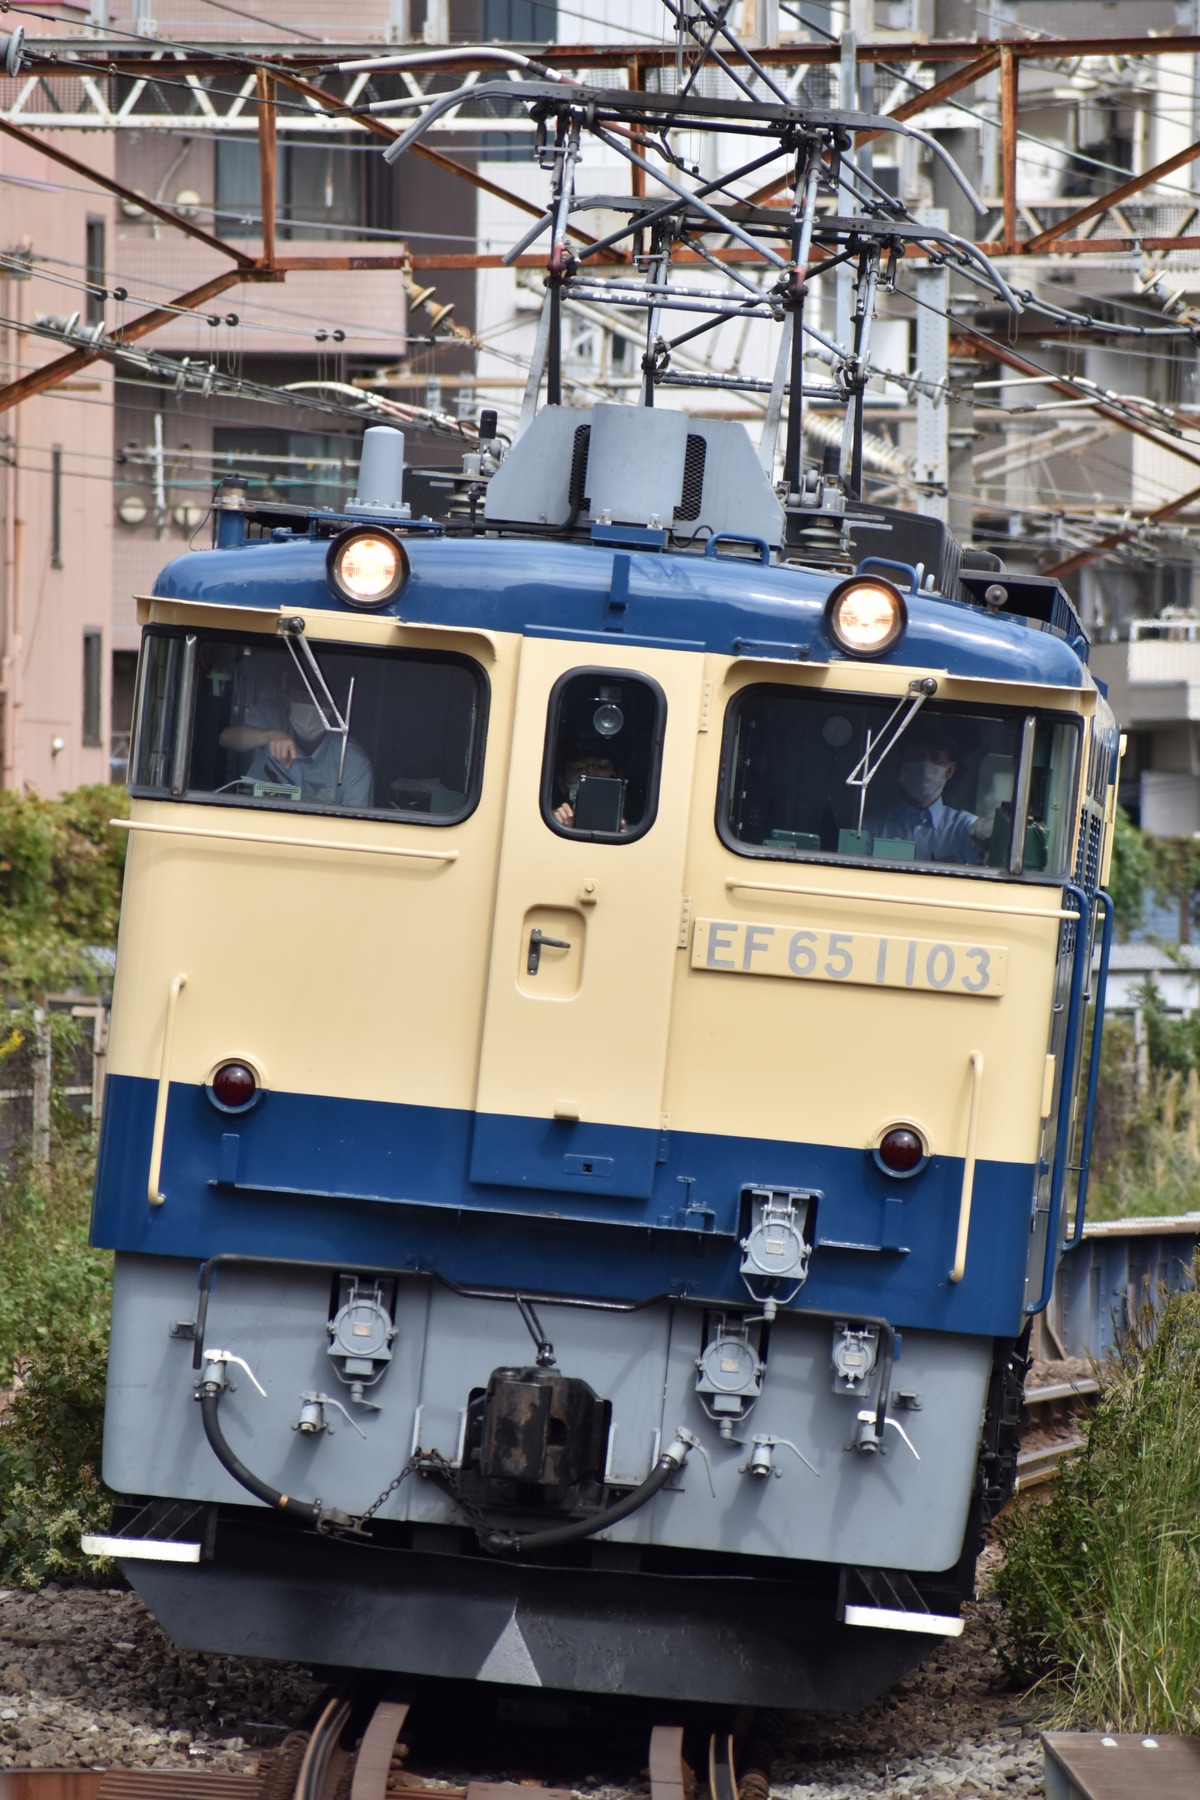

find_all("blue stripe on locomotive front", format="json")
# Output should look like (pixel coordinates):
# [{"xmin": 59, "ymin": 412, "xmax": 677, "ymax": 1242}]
[
  {"xmin": 92, "ymin": 1073, "xmax": 1032, "ymax": 1337},
  {"xmin": 152, "ymin": 535, "xmax": 1091, "ymax": 689}
]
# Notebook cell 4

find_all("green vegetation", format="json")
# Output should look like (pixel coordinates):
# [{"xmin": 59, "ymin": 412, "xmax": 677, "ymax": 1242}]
[
  {"xmin": 0, "ymin": 1027, "xmax": 112, "ymax": 1385},
  {"xmin": 0, "ymin": 786, "xmax": 124, "ymax": 1585},
  {"xmin": 0, "ymin": 1319, "xmax": 111, "ymax": 1588},
  {"xmin": 995, "ymin": 1267, "xmax": 1200, "ymax": 1732},
  {"xmin": 1088, "ymin": 810, "xmax": 1200, "ymax": 1218},
  {"xmin": 0, "ymin": 784, "xmax": 128, "ymax": 996},
  {"xmin": 0, "ymin": 1107, "xmax": 115, "ymax": 1586}
]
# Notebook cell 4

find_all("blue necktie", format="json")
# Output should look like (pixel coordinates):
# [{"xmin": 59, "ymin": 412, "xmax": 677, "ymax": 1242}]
[{"xmin": 916, "ymin": 808, "xmax": 933, "ymax": 852}]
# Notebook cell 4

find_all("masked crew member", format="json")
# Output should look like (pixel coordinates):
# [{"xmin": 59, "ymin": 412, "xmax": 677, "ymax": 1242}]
[
  {"xmin": 219, "ymin": 676, "xmax": 373, "ymax": 809},
  {"xmin": 869, "ymin": 730, "xmax": 992, "ymax": 866}
]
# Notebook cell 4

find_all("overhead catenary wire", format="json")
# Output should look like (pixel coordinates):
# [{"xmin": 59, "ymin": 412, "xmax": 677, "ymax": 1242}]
[
  {"xmin": 8, "ymin": 5, "xmax": 1200, "ymax": 554},
  {"xmin": 0, "ymin": 311, "xmax": 477, "ymax": 434}
]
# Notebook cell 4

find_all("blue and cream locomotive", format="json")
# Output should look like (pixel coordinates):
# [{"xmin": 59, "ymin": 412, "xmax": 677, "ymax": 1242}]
[{"xmin": 88, "ymin": 71, "xmax": 1117, "ymax": 1710}]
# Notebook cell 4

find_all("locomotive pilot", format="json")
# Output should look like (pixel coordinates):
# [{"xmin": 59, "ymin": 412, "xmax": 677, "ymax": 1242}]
[{"xmin": 218, "ymin": 675, "xmax": 373, "ymax": 808}]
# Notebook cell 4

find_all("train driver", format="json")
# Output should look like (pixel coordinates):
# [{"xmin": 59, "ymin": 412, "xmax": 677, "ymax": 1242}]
[
  {"xmin": 218, "ymin": 676, "xmax": 373, "ymax": 809},
  {"xmin": 868, "ymin": 729, "xmax": 994, "ymax": 865}
]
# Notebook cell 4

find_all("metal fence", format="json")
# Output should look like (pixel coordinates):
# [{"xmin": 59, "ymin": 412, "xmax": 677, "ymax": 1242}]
[{"xmin": 0, "ymin": 998, "xmax": 109, "ymax": 1171}]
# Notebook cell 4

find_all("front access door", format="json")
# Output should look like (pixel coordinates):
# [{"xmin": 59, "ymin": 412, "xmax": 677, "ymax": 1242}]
[{"xmin": 471, "ymin": 635, "xmax": 703, "ymax": 1202}]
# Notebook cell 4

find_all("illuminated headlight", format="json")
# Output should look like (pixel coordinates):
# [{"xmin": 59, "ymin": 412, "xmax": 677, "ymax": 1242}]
[
  {"xmin": 327, "ymin": 527, "xmax": 408, "ymax": 608},
  {"xmin": 825, "ymin": 577, "xmax": 906, "ymax": 657}
]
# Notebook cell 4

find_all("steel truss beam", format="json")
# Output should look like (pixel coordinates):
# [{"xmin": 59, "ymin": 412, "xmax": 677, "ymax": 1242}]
[
  {"xmin": 5, "ymin": 23, "xmax": 1200, "ymax": 555},
  {"xmin": 20, "ymin": 33, "xmax": 1200, "ymax": 71}
]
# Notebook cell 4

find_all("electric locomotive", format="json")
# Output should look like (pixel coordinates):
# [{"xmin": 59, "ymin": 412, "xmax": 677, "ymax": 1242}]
[{"xmin": 88, "ymin": 74, "xmax": 1118, "ymax": 1711}]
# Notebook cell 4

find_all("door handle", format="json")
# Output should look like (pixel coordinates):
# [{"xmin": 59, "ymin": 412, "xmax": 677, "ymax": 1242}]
[{"xmin": 527, "ymin": 928, "xmax": 572, "ymax": 975}]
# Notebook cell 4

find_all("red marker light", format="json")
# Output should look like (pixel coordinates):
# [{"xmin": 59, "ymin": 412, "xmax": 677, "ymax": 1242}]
[
  {"xmin": 212, "ymin": 1062, "xmax": 257, "ymax": 1109},
  {"xmin": 878, "ymin": 1127, "xmax": 924, "ymax": 1174}
]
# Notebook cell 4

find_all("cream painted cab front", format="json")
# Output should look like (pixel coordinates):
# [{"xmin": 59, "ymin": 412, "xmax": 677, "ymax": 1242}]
[
  {"xmin": 662, "ymin": 655, "xmax": 1091, "ymax": 1230},
  {"xmin": 107, "ymin": 603, "xmax": 520, "ymax": 1126}
]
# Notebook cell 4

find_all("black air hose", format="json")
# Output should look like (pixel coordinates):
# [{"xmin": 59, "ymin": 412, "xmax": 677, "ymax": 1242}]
[
  {"xmin": 479, "ymin": 1441, "xmax": 684, "ymax": 1556},
  {"xmin": 198, "ymin": 1380, "xmax": 321, "ymax": 1526}
]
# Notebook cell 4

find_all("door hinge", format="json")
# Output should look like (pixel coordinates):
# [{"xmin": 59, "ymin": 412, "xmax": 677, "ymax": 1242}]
[
  {"xmin": 698, "ymin": 680, "xmax": 712, "ymax": 733},
  {"xmin": 678, "ymin": 896, "xmax": 692, "ymax": 948}
]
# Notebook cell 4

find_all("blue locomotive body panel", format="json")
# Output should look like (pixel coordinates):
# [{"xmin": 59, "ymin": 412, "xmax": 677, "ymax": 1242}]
[{"xmin": 93, "ymin": 1071, "xmax": 1033, "ymax": 1336}]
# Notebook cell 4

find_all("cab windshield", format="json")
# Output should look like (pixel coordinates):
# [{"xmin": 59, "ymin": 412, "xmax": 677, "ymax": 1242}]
[
  {"xmin": 721, "ymin": 686, "xmax": 1078, "ymax": 877},
  {"xmin": 131, "ymin": 628, "xmax": 487, "ymax": 824}
]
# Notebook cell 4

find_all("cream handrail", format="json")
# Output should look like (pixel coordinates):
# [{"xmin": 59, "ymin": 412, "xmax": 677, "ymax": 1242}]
[
  {"xmin": 949, "ymin": 1051, "xmax": 985, "ymax": 1284},
  {"xmin": 724, "ymin": 876, "xmax": 1073, "ymax": 921},
  {"xmin": 148, "ymin": 973, "xmax": 187, "ymax": 1208},
  {"xmin": 113, "ymin": 818, "xmax": 457, "ymax": 863}
]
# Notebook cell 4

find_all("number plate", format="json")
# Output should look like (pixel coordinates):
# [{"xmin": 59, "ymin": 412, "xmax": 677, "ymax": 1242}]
[{"xmin": 691, "ymin": 917, "xmax": 1006, "ymax": 997}]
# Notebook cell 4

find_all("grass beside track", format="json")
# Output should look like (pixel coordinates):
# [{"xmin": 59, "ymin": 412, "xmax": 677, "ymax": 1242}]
[{"xmin": 995, "ymin": 1260, "xmax": 1200, "ymax": 1733}]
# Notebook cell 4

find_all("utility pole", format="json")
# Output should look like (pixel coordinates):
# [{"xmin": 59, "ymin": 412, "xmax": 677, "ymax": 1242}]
[
  {"xmin": 915, "ymin": 207, "xmax": 949, "ymax": 523},
  {"xmin": 930, "ymin": 0, "xmax": 982, "ymax": 542}
]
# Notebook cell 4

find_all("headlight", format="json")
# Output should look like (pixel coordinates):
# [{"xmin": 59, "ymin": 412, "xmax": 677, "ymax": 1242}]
[
  {"xmin": 327, "ymin": 527, "xmax": 408, "ymax": 607},
  {"xmin": 825, "ymin": 577, "xmax": 906, "ymax": 657}
]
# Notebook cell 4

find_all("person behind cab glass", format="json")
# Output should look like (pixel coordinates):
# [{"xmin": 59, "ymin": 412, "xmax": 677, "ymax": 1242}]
[
  {"xmin": 219, "ymin": 679, "xmax": 373, "ymax": 808},
  {"xmin": 870, "ymin": 730, "xmax": 992, "ymax": 865},
  {"xmin": 553, "ymin": 751, "xmax": 621, "ymax": 829}
]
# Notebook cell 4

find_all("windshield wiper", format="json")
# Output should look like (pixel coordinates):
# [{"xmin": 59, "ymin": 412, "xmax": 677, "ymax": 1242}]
[
  {"xmin": 278, "ymin": 615, "xmax": 350, "ymax": 742},
  {"xmin": 844, "ymin": 677, "xmax": 938, "ymax": 835}
]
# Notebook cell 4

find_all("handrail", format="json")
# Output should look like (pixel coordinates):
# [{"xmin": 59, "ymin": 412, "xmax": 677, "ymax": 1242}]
[
  {"xmin": 148, "ymin": 973, "xmax": 186, "ymax": 1208},
  {"xmin": 949, "ymin": 1051, "xmax": 984, "ymax": 1283},
  {"xmin": 856, "ymin": 555, "xmax": 920, "ymax": 595},
  {"xmin": 112, "ymin": 818, "xmax": 458, "ymax": 863},
  {"xmin": 1027, "ymin": 882, "xmax": 1089, "ymax": 1315},
  {"xmin": 1063, "ymin": 889, "xmax": 1114, "ymax": 1250},
  {"xmin": 724, "ymin": 876, "xmax": 1074, "ymax": 921}
]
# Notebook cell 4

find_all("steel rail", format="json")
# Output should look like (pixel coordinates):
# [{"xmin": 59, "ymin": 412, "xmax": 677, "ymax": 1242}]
[{"xmin": 1015, "ymin": 1436, "xmax": 1086, "ymax": 1489}]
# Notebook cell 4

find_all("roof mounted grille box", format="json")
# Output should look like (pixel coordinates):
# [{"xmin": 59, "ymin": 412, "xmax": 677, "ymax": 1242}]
[
  {"xmin": 838, "ymin": 502, "xmax": 962, "ymax": 598},
  {"xmin": 959, "ymin": 570, "xmax": 1088, "ymax": 654}
]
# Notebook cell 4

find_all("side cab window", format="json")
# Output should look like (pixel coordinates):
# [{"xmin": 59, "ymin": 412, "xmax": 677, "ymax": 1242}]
[{"xmin": 540, "ymin": 668, "xmax": 666, "ymax": 843}]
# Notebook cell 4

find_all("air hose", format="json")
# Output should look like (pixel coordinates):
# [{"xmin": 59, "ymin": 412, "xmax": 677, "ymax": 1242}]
[
  {"xmin": 197, "ymin": 1348, "xmax": 699, "ymax": 1553},
  {"xmin": 198, "ymin": 1372, "xmax": 322, "ymax": 1527},
  {"xmin": 478, "ymin": 1429, "xmax": 698, "ymax": 1556}
]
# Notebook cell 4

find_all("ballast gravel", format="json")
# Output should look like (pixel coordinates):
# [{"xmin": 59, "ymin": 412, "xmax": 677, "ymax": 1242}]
[
  {"xmin": 0, "ymin": 1582, "xmax": 1048, "ymax": 1797},
  {"xmin": 0, "ymin": 1585, "xmax": 319, "ymax": 1774}
]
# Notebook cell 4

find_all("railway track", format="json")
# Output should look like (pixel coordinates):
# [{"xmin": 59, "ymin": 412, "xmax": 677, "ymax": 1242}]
[
  {"xmin": 0, "ymin": 1696, "xmax": 759, "ymax": 1800},
  {"xmin": 1015, "ymin": 1371, "xmax": 1100, "ymax": 1492}
]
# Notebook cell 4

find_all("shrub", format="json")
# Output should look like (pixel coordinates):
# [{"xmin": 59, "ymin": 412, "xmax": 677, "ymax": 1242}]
[
  {"xmin": 0, "ymin": 785, "xmax": 128, "ymax": 997},
  {"xmin": 0, "ymin": 1323, "xmax": 112, "ymax": 1587},
  {"xmin": 994, "ymin": 1266, "xmax": 1200, "ymax": 1730},
  {"xmin": 0, "ymin": 1134, "xmax": 112, "ymax": 1387}
]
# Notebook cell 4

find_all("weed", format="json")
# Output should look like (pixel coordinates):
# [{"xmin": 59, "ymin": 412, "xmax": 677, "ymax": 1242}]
[{"xmin": 995, "ymin": 1264, "xmax": 1200, "ymax": 1731}]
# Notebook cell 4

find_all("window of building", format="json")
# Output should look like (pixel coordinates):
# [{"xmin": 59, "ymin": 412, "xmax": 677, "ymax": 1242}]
[
  {"xmin": 111, "ymin": 648, "xmax": 139, "ymax": 785},
  {"xmin": 719, "ymin": 686, "xmax": 1079, "ymax": 878},
  {"xmin": 131, "ymin": 628, "xmax": 488, "ymax": 824},
  {"xmin": 215, "ymin": 135, "xmax": 372, "ymax": 240},
  {"xmin": 82, "ymin": 630, "xmax": 103, "ymax": 747},
  {"xmin": 212, "ymin": 428, "xmax": 357, "ymax": 509},
  {"xmin": 85, "ymin": 217, "xmax": 105, "ymax": 326},
  {"xmin": 50, "ymin": 447, "xmax": 63, "ymax": 570},
  {"xmin": 482, "ymin": 0, "xmax": 556, "ymax": 38},
  {"xmin": 479, "ymin": 0, "xmax": 556, "ymax": 157},
  {"xmin": 541, "ymin": 668, "xmax": 665, "ymax": 842}
]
